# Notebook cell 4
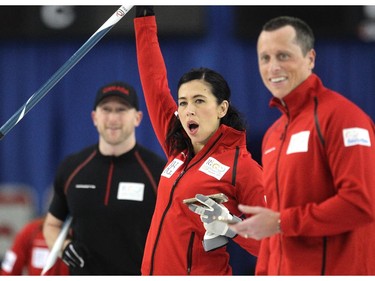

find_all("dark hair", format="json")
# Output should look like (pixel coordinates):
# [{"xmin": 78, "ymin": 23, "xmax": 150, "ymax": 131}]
[
  {"xmin": 166, "ymin": 67, "xmax": 246, "ymax": 155},
  {"xmin": 262, "ymin": 16, "xmax": 315, "ymax": 55}
]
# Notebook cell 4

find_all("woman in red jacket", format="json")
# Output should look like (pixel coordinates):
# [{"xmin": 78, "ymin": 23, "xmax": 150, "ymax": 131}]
[
  {"xmin": 134, "ymin": 7, "xmax": 264, "ymax": 275},
  {"xmin": 0, "ymin": 217, "xmax": 68, "ymax": 275}
]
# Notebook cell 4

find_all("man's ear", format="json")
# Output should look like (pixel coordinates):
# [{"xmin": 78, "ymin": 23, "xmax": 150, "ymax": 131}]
[
  {"xmin": 91, "ymin": 111, "xmax": 97, "ymax": 127},
  {"xmin": 308, "ymin": 49, "xmax": 316, "ymax": 70},
  {"xmin": 134, "ymin": 111, "xmax": 143, "ymax": 127}
]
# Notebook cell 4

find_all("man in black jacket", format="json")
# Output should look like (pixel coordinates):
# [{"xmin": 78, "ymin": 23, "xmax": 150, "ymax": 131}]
[{"xmin": 43, "ymin": 81, "xmax": 166, "ymax": 275}]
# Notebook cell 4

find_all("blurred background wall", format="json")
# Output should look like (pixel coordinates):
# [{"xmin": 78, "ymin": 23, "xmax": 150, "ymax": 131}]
[{"xmin": 0, "ymin": 6, "xmax": 374, "ymax": 274}]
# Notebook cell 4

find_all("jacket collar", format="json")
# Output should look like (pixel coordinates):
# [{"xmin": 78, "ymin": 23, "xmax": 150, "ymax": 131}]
[
  {"xmin": 269, "ymin": 74, "xmax": 324, "ymax": 120},
  {"xmin": 193, "ymin": 124, "xmax": 246, "ymax": 159},
  {"xmin": 96, "ymin": 143, "xmax": 138, "ymax": 161}
]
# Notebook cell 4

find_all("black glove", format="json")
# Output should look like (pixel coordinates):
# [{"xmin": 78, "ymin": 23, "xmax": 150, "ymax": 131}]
[
  {"xmin": 135, "ymin": 6, "xmax": 155, "ymax": 18},
  {"xmin": 62, "ymin": 241, "xmax": 87, "ymax": 268}
]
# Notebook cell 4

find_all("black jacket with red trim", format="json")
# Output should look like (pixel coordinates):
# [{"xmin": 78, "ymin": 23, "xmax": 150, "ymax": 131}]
[{"xmin": 49, "ymin": 143, "xmax": 165, "ymax": 275}]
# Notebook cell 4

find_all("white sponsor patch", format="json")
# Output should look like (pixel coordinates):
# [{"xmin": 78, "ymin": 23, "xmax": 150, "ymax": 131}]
[
  {"xmin": 117, "ymin": 182, "xmax": 145, "ymax": 201},
  {"xmin": 75, "ymin": 184, "xmax": 96, "ymax": 189},
  {"xmin": 161, "ymin": 159, "xmax": 184, "ymax": 178},
  {"xmin": 286, "ymin": 131, "xmax": 310, "ymax": 155},
  {"xmin": 31, "ymin": 247, "xmax": 49, "ymax": 269},
  {"xmin": 1, "ymin": 250, "xmax": 17, "ymax": 272},
  {"xmin": 199, "ymin": 157, "xmax": 229, "ymax": 180},
  {"xmin": 343, "ymin": 127, "xmax": 371, "ymax": 147}
]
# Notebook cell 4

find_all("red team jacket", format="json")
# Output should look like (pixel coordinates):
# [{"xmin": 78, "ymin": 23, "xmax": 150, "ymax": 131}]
[
  {"xmin": 258, "ymin": 74, "xmax": 375, "ymax": 275},
  {"xmin": 134, "ymin": 16, "xmax": 264, "ymax": 275},
  {"xmin": 0, "ymin": 218, "xmax": 69, "ymax": 275}
]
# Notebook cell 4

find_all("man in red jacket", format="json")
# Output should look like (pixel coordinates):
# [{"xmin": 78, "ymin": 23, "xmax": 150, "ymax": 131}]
[
  {"xmin": 230, "ymin": 16, "xmax": 375, "ymax": 275},
  {"xmin": 1, "ymin": 217, "xmax": 68, "ymax": 275}
]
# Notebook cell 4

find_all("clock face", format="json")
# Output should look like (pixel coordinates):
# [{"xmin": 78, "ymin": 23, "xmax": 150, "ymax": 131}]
[{"xmin": 40, "ymin": 6, "xmax": 76, "ymax": 30}]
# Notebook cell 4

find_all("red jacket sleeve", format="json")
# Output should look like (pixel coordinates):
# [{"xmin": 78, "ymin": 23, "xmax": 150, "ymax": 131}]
[{"xmin": 134, "ymin": 15, "xmax": 178, "ymax": 156}]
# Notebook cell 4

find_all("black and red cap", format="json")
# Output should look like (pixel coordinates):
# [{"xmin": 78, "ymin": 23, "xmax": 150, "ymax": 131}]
[{"xmin": 93, "ymin": 81, "xmax": 139, "ymax": 110}]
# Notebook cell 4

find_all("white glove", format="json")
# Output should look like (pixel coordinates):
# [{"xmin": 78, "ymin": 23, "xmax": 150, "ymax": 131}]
[
  {"xmin": 202, "ymin": 231, "xmax": 229, "ymax": 252},
  {"xmin": 188, "ymin": 194, "xmax": 241, "ymax": 239}
]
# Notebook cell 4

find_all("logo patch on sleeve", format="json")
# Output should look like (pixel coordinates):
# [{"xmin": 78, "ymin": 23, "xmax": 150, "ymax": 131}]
[
  {"xmin": 199, "ymin": 157, "xmax": 229, "ymax": 180},
  {"xmin": 343, "ymin": 127, "xmax": 371, "ymax": 147}
]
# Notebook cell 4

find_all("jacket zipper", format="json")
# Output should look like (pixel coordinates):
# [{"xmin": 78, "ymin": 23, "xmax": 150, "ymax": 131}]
[
  {"xmin": 149, "ymin": 133, "xmax": 223, "ymax": 275},
  {"xmin": 186, "ymin": 232, "xmax": 195, "ymax": 275},
  {"xmin": 321, "ymin": 237, "xmax": 327, "ymax": 275},
  {"xmin": 104, "ymin": 160, "xmax": 114, "ymax": 206},
  {"xmin": 276, "ymin": 100, "xmax": 289, "ymax": 275},
  {"xmin": 149, "ymin": 170, "xmax": 185, "ymax": 275},
  {"xmin": 314, "ymin": 97, "xmax": 328, "ymax": 275},
  {"xmin": 276, "ymin": 97, "xmax": 329, "ymax": 275}
]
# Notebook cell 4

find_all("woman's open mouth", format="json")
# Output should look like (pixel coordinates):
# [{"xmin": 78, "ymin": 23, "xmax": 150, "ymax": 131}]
[{"xmin": 187, "ymin": 121, "xmax": 199, "ymax": 135}]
